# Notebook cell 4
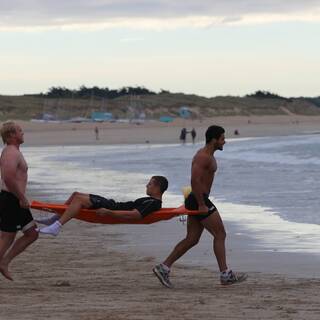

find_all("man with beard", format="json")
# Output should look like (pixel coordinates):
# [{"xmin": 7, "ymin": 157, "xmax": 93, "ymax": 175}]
[{"xmin": 153, "ymin": 125, "xmax": 247, "ymax": 288}]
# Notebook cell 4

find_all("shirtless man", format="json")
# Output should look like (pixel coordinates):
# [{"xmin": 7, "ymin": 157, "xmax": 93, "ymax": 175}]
[
  {"xmin": 153, "ymin": 125, "xmax": 247, "ymax": 288},
  {"xmin": 38, "ymin": 175, "xmax": 168, "ymax": 236},
  {"xmin": 0, "ymin": 122, "xmax": 38, "ymax": 280}
]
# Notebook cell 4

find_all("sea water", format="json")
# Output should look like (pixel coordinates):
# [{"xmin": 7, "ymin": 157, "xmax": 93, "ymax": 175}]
[{"xmin": 24, "ymin": 134, "xmax": 320, "ymax": 274}]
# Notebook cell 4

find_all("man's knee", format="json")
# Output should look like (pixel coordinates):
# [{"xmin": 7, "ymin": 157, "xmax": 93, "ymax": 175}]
[
  {"xmin": 71, "ymin": 191, "xmax": 87, "ymax": 200},
  {"xmin": 25, "ymin": 228, "xmax": 39, "ymax": 242},
  {"xmin": 73, "ymin": 193, "xmax": 82, "ymax": 201},
  {"xmin": 184, "ymin": 236, "xmax": 200, "ymax": 248},
  {"xmin": 73, "ymin": 193, "xmax": 90, "ymax": 206},
  {"xmin": 215, "ymin": 229, "xmax": 226, "ymax": 241},
  {"xmin": 32, "ymin": 231, "xmax": 39, "ymax": 242},
  {"xmin": 72, "ymin": 191, "xmax": 83, "ymax": 199}
]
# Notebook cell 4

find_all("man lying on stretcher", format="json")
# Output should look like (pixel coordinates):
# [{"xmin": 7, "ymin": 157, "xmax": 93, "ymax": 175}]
[{"xmin": 37, "ymin": 176, "xmax": 168, "ymax": 237}]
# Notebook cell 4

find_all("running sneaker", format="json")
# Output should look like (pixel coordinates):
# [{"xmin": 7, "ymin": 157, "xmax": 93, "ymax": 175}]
[
  {"xmin": 153, "ymin": 264, "xmax": 173, "ymax": 288},
  {"xmin": 220, "ymin": 270, "xmax": 248, "ymax": 285}
]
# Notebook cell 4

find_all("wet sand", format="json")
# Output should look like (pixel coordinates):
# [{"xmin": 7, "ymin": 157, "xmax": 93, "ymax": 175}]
[{"xmin": 1, "ymin": 220, "xmax": 320, "ymax": 320}]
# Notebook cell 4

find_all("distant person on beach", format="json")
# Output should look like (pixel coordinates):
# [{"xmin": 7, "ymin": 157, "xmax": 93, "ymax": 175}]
[
  {"xmin": 37, "ymin": 176, "xmax": 168, "ymax": 237},
  {"xmin": 180, "ymin": 128, "xmax": 187, "ymax": 144},
  {"xmin": 94, "ymin": 126, "xmax": 99, "ymax": 140},
  {"xmin": 191, "ymin": 128, "xmax": 196, "ymax": 144},
  {"xmin": 234, "ymin": 129, "xmax": 239, "ymax": 136},
  {"xmin": 153, "ymin": 125, "xmax": 247, "ymax": 288},
  {"xmin": 0, "ymin": 121, "xmax": 38, "ymax": 281}
]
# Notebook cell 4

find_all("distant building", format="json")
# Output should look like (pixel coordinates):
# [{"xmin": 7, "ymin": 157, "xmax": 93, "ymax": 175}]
[
  {"xmin": 159, "ymin": 116, "xmax": 174, "ymax": 123},
  {"xmin": 179, "ymin": 106, "xmax": 191, "ymax": 119},
  {"xmin": 91, "ymin": 112, "xmax": 113, "ymax": 122}
]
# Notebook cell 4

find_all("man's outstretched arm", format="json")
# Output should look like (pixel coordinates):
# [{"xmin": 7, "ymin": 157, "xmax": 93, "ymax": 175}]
[{"xmin": 96, "ymin": 208, "xmax": 142, "ymax": 220}]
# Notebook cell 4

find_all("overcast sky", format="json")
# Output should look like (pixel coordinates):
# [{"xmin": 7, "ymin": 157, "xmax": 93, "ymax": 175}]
[{"xmin": 0, "ymin": 0, "xmax": 319, "ymax": 96}]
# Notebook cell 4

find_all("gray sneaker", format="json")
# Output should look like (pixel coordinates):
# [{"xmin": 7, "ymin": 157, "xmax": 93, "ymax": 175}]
[
  {"xmin": 220, "ymin": 270, "xmax": 248, "ymax": 285},
  {"xmin": 153, "ymin": 264, "xmax": 173, "ymax": 288}
]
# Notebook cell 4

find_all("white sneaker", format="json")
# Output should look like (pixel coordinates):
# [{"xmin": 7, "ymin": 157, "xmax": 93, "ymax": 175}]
[{"xmin": 39, "ymin": 221, "xmax": 62, "ymax": 237}]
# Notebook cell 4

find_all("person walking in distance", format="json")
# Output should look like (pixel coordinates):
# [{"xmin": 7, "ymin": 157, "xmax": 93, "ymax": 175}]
[
  {"xmin": 179, "ymin": 128, "xmax": 187, "ymax": 144},
  {"xmin": 191, "ymin": 128, "xmax": 196, "ymax": 144},
  {"xmin": 94, "ymin": 126, "xmax": 99, "ymax": 140}
]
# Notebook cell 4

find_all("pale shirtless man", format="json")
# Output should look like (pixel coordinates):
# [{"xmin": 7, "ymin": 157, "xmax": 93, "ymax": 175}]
[
  {"xmin": 0, "ymin": 122, "xmax": 38, "ymax": 280},
  {"xmin": 153, "ymin": 125, "xmax": 247, "ymax": 288}
]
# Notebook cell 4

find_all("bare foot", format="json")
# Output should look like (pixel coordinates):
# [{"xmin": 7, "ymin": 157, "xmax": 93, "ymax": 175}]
[{"xmin": 0, "ymin": 263, "xmax": 13, "ymax": 281}]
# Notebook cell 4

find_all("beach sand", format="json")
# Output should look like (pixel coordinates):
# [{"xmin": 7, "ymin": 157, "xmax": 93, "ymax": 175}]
[
  {"xmin": 1, "ymin": 115, "xmax": 320, "ymax": 319},
  {"xmin": 1, "ymin": 220, "xmax": 320, "ymax": 320}
]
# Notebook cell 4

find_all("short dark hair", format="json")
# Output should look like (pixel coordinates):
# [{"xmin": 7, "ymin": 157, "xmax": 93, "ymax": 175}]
[
  {"xmin": 152, "ymin": 176, "xmax": 168, "ymax": 193},
  {"xmin": 205, "ymin": 125, "xmax": 225, "ymax": 144}
]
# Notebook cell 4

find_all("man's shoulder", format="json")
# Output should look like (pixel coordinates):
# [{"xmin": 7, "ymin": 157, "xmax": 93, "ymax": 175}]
[
  {"xmin": 193, "ymin": 149, "xmax": 212, "ymax": 161},
  {"xmin": 1, "ymin": 145, "xmax": 20, "ymax": 156},
  {"xmin": 136, "ymin": 196, "xmax": 156, "ymax": 201},
  {"xmin": 135, "ymin": 197, "xmax": 161, "ymax": 203}
]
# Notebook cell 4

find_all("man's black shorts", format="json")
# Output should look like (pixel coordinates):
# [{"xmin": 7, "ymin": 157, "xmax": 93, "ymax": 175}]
[
  {"xmin": 185, "ymin": 192, "xmax": 217, "ymax": 221},
  {"xmin": 89, "ymin": 194, "xmax": 118, "ymax": 210},
  {"xmin": 0, "ymin": 190, "xmax": 35, "ymax": 233},
  {"xmin": 89, "ymin": 194, "xmax": 162, "ymax": 218}
]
